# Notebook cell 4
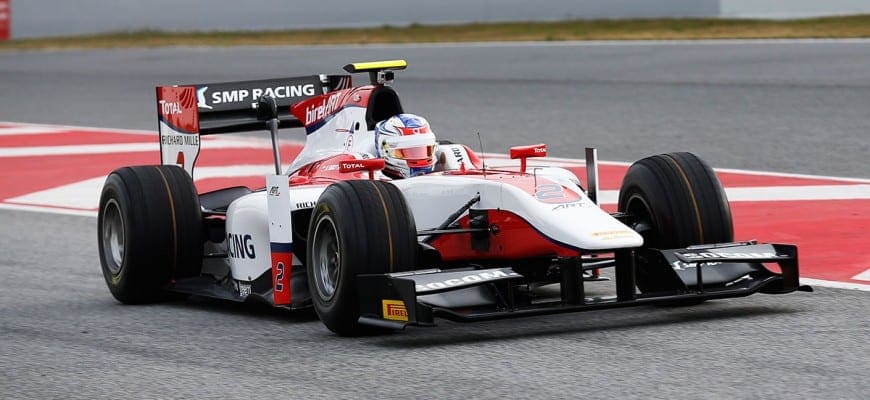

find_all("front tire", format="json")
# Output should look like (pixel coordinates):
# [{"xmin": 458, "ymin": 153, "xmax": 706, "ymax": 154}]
[
  {"xmin": 97, "ymin": 165, "xmax": 203, "ymax": 304},
  {"xmin": 307, "ymin": 180, "xmax": 417, "ymax": 336},
  {"xmin": 618, "ymin": 152, "xmax": 733, "ymax": 294}
]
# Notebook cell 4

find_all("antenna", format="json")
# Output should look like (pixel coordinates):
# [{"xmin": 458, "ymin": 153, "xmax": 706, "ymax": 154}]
[
  {"xmin": 476, "ymin": 132, "xmax": 486, "ymax": 175},
  {"xmin": 533, "ymin": 167, "xmax": 538, "ymax": 189}
]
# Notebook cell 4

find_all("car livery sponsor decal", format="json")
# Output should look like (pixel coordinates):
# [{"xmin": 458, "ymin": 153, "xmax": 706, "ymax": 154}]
[
  {"xmin": 227, "ymin": 233, "xmax": 256, "ymax": 259},
  {"xmin": 678, "ymin": 251, "xmax": 786, "ymax": 260},
  {"xmin": 295, "ymin": 201, "xmax": 316, "ymax": 209},
  {"xmin": 160, "ymin": 133, "xmax": 200, "ymax": 147},
  {"xmin": 589, "ymin": 229, "xmax": 636, "ymax": 240},
  {"xmin": 671, "ymin": 260, "xmax": 722, "ymax": 271},
  {"xmin": 304, "ymin": 92, "xmax": 344, "ymax": 125},
  {"xmin": 290, "ymin": 87, "xmax": 370, "ymax": 132},
  {"xmin": 341, "ymin": 162, "xmax": 367, "ymax": 169},
  {"xmin": 451, "ymin": 146, "xmax": 465, "ymax": 164},
  {"xmin": 203, "ymin": 84, "xmax": 316, "ymax": 108},
  {"xmin": 551, "ymin": 200, "xmax": 592, "ymax": 211},
  {"xmin": 414, "ymin": 269, "xmax": 521, "ymax": 293},
  {"xmin": 335, "ymin": 122, "xmax": 359, "ymax": 151},
  {"xmin": 534, "ymin": 183, "xmax": 582, "ymax": 204},
  {"xmin": 510, "ymin": 143, "xmax": 548, "ymax": 159},
  {"xmin": 156, "ymin": 86, "xmax": 198, "ymax": 134},
  {"xmin": 382, "ymin": 300, "xmax": 409, "ymax": 322},
  {"xmin": 194, "ymin": 76, "xmax": 324, "ymax": 112},
  {"xmin": 266, "ymin": 174, "xmax": 293, "ymax": 306},
  {"xmin": 156, "ymin": 85, "xmax": 200, "ymax": 175},
  {"xmin": 196, "ymin": 86, "xmax": 213, "ymax": 110},
  {"xmin": 270, "ymin": 244, "xmax": 293, "ymax": 305}
]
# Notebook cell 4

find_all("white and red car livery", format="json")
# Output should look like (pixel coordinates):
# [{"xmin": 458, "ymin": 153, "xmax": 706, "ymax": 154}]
[{"xmin": 99, "ymin": 60, "xmax": 810, "ymax": 336}]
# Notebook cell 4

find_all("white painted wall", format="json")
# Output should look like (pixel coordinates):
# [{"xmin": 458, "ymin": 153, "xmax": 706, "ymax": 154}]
[{"xmin": 722, "ymin": 0, "xmax": 870, "ymax": 18}]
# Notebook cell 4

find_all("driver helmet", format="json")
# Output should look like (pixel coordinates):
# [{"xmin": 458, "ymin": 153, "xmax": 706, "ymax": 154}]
[{"xmin": 375, "ymin": 114, "xmax": 437, "ymax": 178}]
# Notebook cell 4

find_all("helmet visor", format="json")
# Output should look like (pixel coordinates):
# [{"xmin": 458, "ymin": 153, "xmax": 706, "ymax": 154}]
[{"xmin": 392, "ymin": 144, "xmax": 436, "ymax": 161}]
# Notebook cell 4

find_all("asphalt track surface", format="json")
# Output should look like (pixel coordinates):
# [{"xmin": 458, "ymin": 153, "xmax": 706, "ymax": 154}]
[{"xmin": 1, "ymin": 41, "xmax": 868, "ymax": 399}]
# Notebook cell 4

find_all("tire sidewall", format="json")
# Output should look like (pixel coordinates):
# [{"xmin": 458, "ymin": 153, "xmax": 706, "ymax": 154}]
[
  {"xmin": 98, "ymin": 175, "xmax": 133, "ymax": 297},
  {"xmin": 308, "ymin": 200, "xmax": 356, "ymax": 322},
  {"xmin": 618, "ymin": 153, "xmax": 733, "ymax": 250},
  {"xmin": 619, "ymin": 165, "xmax": 675, "ymax": 249},
  {"xmin": 306, "ymin": 180, "xmax": 418, "ymax": 336},
  {"xmin": 96, "ymin": 165, "xmax": 202, "ymax": 304}
]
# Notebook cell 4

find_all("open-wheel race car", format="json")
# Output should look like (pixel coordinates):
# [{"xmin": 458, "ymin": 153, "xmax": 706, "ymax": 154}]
[{"xmin": 97, "ymin": 60, "xmax": 811, "ymax": 336}]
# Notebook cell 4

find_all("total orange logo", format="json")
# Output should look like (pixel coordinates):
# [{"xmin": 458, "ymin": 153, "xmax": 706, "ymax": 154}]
[{"xmin": 382, "ymin": 300, "xmax": 409, "ymax": 322}]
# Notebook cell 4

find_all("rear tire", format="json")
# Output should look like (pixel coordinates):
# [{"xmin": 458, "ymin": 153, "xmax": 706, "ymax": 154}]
[
  {"xmin": 307, "ymin": 180, "xmax": 417, "ymax": 336},
  {"xmin": 97, "ymin": 165, "xmax": 203, "ymax": 304},
  {"xmin": 618, "ymin": 152, "xmax": 733, "ymax": 294}
]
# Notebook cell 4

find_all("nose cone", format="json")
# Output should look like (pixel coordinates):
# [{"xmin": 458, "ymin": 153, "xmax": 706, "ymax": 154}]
[{"xmin": 504, "ymin": 184, "xmax": 644, "ymax": 251}]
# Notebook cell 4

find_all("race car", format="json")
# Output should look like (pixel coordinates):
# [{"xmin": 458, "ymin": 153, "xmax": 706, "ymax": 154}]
[{"xmin": 97, "ymin": 60, "xmax": 811, "ymax": 336}]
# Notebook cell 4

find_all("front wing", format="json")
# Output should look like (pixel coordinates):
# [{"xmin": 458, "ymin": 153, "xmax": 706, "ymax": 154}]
[{"xmin": 356, "ymin": 242, "xmax": 811, "ymax": 329}]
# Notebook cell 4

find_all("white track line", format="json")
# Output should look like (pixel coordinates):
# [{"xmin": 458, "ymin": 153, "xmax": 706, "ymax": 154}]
[
  {"xmin": 0, "ymin": 143, "xmax": 160, "ymax": 157},
  {"xmin": 0, "ymin": 138, "xmax": 281, "ymax": 157},
  {"xmin": 0, "ymin": 126, "xmax": 70, "ymax": 136},
  {"xmin": 712, "ymin": 167, "xmax": 870, "ymax": 184},
  {"xmin": 591, "ymin": 185, "xmax": 870, "ymax": 205},
  {"xmin": 6, "ymin": 164, "xmax": 279, "ymax": 209},
  {"xmin": 0, "ymin": 121, "xmax": 153, "ymax": 136},
  {"xmin": 0, "ymin": 203, "xmax": 97, "ymax": 217},
  {"xmin": 799, "ymin": 278, "xmax": 870, "ymax": 292},
  {"xmin": 7, "ymin": 176, "xmax": 107, "ymax": 209},
  {"xmin": 852, "ymin": 269, "xmax": 870, "ymax": 282},
  {"xmin": 724, "ymin": 184, "xmax": 870, "ymax": 201}
]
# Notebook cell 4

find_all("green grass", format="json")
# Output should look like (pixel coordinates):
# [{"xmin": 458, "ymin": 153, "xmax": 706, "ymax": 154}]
[{"xmin": 2, "ymin": 14, "xmax": 870, "ymax": 51}]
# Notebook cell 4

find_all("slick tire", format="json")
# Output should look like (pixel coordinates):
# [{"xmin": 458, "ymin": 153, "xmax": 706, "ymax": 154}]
[
  {"xmin": 307, "ymin": 180, "xmax": 417, "ymax": 336},
  {"xmin": 97, "ymin": 165, "xmax": 203, "ymax": 304},
  {"xmin": 618, "ymin": 152, "xmax": 733, "ymax": 294}
]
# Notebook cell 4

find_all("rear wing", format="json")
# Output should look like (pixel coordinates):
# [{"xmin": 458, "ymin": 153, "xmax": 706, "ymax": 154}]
[{"xmin": 156, "ymin": 74, "xmax": 352, "ymax": 176}]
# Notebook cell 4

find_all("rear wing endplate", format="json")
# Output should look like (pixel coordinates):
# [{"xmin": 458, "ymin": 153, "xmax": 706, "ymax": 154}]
[{"xmin": 156, "ymin": 74, "xmax": 352, "ymax": 176}]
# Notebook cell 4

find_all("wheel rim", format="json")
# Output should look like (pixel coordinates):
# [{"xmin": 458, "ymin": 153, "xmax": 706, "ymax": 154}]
[
  {"xmin": 312, "ymin": 215, "xmax": 341, "ymax": 301},
  {"xmin": 101, "ymin": 198, "xmax": 125, "ymax": 275}
]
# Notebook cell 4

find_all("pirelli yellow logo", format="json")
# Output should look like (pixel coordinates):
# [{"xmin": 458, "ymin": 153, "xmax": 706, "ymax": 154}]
[{"xmin": 382, "ymin": 300, "xmax": 409, "ymax": 322}]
